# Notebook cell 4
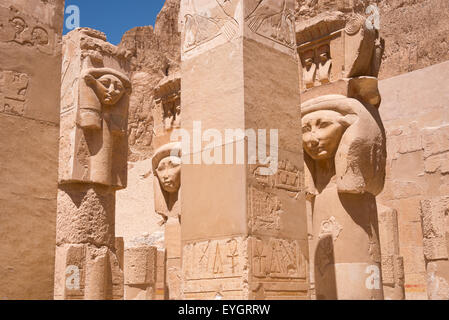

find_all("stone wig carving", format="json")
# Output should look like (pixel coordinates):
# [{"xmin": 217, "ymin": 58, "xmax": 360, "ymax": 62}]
[
  {"xmin": 152, "ymin": 142, "xmax": 182, "ymax": 225},
  {"xmin": 78, "ymin": 67, "xmax": 131, "ymax": 131},
  {"xmin": 75, "ymin": 67, "xmax": 131, "ymax": 187},
  {"xmin": 301, "ymin": 94, "xmax": 386, "ymax": 198}
]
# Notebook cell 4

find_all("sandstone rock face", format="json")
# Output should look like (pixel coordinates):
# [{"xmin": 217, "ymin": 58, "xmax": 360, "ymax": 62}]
[
  {"xmin": 119, "ymin": 0, "xmax": 181, "ymax": 162},
  {"xmin": 116, "ymin": 0, "xmax": 181, "ymax": 250},
  {"xmin": 0, "ymin": 0, "xmax": 64, "ymax": 300},
  {"xmin": 295, "ymin": 0, "xmax": 449, "ymax": 80}
]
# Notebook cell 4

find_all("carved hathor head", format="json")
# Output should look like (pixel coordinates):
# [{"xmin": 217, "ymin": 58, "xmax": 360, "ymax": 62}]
[
  {"xmin": 152, "ymin": 142, "xmax": 182, "ymax": 194},
  {"xmin": 83, "ymin": 67, "xmax": 131, "ymax": 106},
  {"xmin": 301, "ymin": 95, "xmax": 386, "ymax": 197}
]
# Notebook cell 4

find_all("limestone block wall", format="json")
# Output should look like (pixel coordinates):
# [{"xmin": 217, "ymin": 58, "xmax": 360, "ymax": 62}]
[
  {"xmin": 378, "ymin": 60, "xmax": 449, "ymax": 299},
  {"xmin": 0, "ymin": 0, "xmax": 64, "ymax": 299}
]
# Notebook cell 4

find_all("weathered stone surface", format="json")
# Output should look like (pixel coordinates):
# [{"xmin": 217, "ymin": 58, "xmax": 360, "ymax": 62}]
[
  {"xmin": 120, "ymin": 0, "xmax": 181, "ymax": 161},
  {"xmin": 378, "ymin": 205, "xmax": 405, "ymax": 300},
  {"xmin": 180, "ymin": 0, "xmax": 309, "ymax": 300},
  {"xmin": 0, "ymin": 0, "xmax": 64, "ymax": 300}
]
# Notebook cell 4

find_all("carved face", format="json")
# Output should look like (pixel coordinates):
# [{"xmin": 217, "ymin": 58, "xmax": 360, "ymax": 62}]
[
  {"xmin": 156, "ymin": 156, "xmax": 181, "ymax": 193},
  {"xmin": 302, "ymin": 49, "xmax": 315, "ymax": 69},
  {"xmin": 96, "ymin": 74, "xmax": 125, "ymax": 106},
  {"xmin": 317, "ymin": 44, "xmax": 330, "ymax": 64},
  {"xmin": 302, "ymin": 110, "xmax": 347, "ymax": 161}
]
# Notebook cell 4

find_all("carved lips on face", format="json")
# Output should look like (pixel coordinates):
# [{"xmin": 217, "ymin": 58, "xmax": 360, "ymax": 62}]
[
  {"xmin": 97, "ymin": 74, "xmax": 125, "ymax": 106},
  {"xmin": 302, "ymin": 110, "xmax": 346, "ymax": 161},
  {"xmin": 156, "ymin": 156, "xmax": 181, "ymax": 193}
]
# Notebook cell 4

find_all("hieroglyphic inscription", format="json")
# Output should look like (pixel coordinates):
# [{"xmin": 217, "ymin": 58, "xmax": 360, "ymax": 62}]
[
  {"xmin": 251, "ymin": 237, "xmax": 307, "ymax": 279},
  {"xmin": 0, "ymin": 6, "xmax": 54, "ymax": 54},
  {"xmin": 183, "ymin": 237, "xmax": 245, "ymax": 280},
  {"xmin": 0, "ymin": 70, "xmax": 29, "ymax": 116},
  {"xmin": 252, "ymin": 159, "xmax": 302, "ymax": 193},
  {"xmin": 249, "ymin": 187, "xmax": 283, "ymax": 232}
]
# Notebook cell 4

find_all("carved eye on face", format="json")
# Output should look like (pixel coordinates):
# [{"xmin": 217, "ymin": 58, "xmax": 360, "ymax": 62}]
[
  {"xmin": 97, "ymin": 74, "xmax": 126, "ymax": 105},
  {"xmin": 156, "ymin": 156, "xmax": 181, "ymax": 193},
  {"xmin": 319, "ymin": 121, "xmax": 332, "ymax": 129},
  {"xmin": 100, "ymin": 78, "xmax": 111, "ymax": 87},
  {"xmin": 302, "ymin": 125, "xmax": 311, "ymax": 133}
]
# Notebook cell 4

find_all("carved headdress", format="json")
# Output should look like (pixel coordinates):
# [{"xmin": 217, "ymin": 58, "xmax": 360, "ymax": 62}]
[
  {"xmin": 297, "ymin": 8, "xmax": 386, "ymax": 198},
  {"xmin": 302, "ymin": 94, "xmax": 386, "ymax": 197},
  {"xmin": 152, "ymin": 142, "xmax": 182, "ymax": 175}
]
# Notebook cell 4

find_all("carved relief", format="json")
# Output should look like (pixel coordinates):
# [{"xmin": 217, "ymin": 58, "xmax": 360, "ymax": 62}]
[
  {"xmin": 251, "ymin": 238, "xmax": 307, "ymax": 279},
  {"xmin": 0, "ymin": 7, "xmax": 54, "ymax": 54},
  {"xmin": 245, "ymin": 0, "xmax": 296, "ymax": 48},
  {"xmin": 0, "ymin": 70, "xmax": 29, "ymax": 116},
  {"xmin": 318, "ymin": 216, "xmax": 343, "ymax": 241},
  {"xmin": 297, "ymin": 11, "xmax": 383, "ymax": 92},
  {"xmin": 154, "ymin": 73, "xmax": 181, "ymax": 137},
  {"xmin": 299, "ymin": 42, "xmax": 332, "ymax": 89},
  {"xmin": 182, "ymin": 0, "xmax": 239, "ymax": 53},
  {"xmin": 249, "ymin": 187, "xmax": 283, "ymax": 232},
  {"xmin": 183, "ymin": 238, "xmax": 245, "ymax": 280},
  {"xmin": 252, "ymin": 159, "xmax": 302, "ymax": 194}
]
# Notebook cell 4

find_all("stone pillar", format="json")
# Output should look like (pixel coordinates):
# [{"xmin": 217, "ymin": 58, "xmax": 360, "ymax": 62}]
[
  {"xmin": 153, "ymin": 74, "xmax": 183, "ymax": 300},
  {"xmin": 0, "ymin": 0, "xmax": 64, "ymax": 300},
  {"xmin": 378, "ymin": 205, "xmax": 405, "ymax": 300},
  {"xmin": 297, "ymin": 11, "xmax": 386, "ymax": 299},
  {"xmin": 152, "ymin": 142, "xmax": 182, "ymax": 299},
  {"xmin": 54, "ymin": 28, "xmax": 133, "ymax": 300},
  {"xmin": 420, "ymin": 197, "xmax": 449, "ymax": 300},
  {"xmin": 179, "ymin": 0, "xmax": 309, "ymax": 300},
  {"xmin": 124, "ymin": 246, "xmax": 157, "ymax": 300}
]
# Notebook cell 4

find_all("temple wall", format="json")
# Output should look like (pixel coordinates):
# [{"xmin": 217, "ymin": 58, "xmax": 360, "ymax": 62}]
[
  {"xmin": 378, "ymin": 60, "xmax": 449, "ymax": 299},
  {"xmin": 0, "ymin": 0, "xmax": 64, "ymax": 299}
]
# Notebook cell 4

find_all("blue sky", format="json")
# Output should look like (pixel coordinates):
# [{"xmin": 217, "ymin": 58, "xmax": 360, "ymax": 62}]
[{"xmin": 63, "ymin": 0, "xmax": 167, "ymax": 45}]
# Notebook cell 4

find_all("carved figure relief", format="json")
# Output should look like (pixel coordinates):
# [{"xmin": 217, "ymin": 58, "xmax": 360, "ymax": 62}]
[
  {"xmin": 182, "ymin": 0, "xmax": 239, "ymax": 52},
  {"xmin": 318, "ymin": 216, "xmax": 343, "ymax": 241},
  {"xmin": 75, "ymin": 67, "xmax": 131, "ymax": 187},
  {"xmin": 300, "ymin": 43, "xmax": 332, "ymax": 89},
  {"xmin": 0, "ymin": 70, "xmax": 29, "ymax": 116},
  {"xmin": 245, "ymin": 0, "xmax": 296, "ymax": 48}
]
